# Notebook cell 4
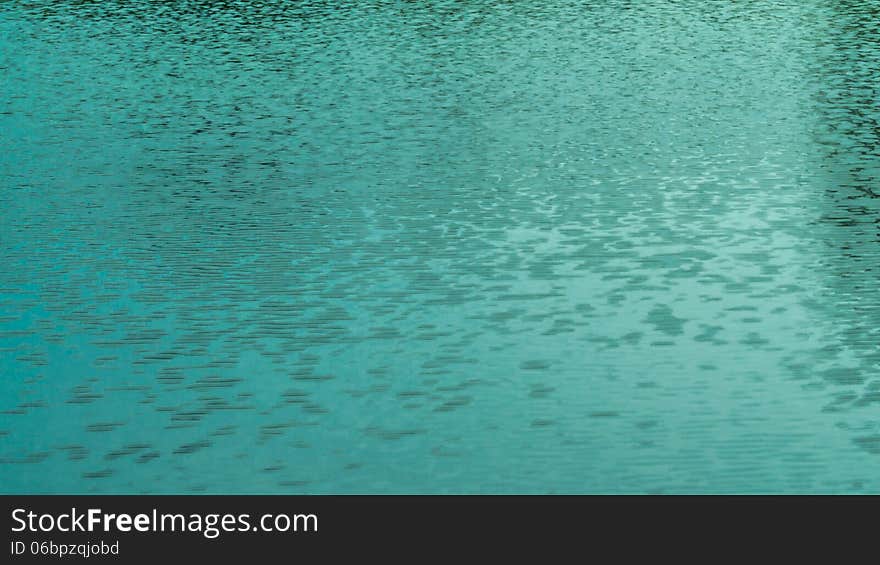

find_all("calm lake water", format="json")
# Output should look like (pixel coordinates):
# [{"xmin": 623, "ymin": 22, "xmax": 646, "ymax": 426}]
[{"xmin": 1, "ymin": 1, "xmax": 879, "ymax": 493}]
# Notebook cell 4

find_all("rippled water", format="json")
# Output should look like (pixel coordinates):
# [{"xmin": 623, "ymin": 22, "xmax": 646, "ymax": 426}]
[{"xmin": 1, "ymin": 1, "xmax": 879, "ymax": 493}]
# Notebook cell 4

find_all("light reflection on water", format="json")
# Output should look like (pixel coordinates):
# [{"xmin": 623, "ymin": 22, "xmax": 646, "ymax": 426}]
[{"xmin": 1, "ymin": 1, "xmax": 879, "ymax": 493}]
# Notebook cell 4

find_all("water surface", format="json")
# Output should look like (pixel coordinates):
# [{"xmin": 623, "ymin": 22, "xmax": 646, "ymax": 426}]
[{"xmin": 1, "ymin": 0, "xmax": 880, "ymax": 493}]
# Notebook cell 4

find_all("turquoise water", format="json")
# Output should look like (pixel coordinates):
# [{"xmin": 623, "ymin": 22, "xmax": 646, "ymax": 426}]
[{"xmin": 1, "ymin": 1, "xmax": 879, "ymax": 493}]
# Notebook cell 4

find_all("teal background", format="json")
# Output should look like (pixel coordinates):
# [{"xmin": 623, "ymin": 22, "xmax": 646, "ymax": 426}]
[{"xmin": 1, "ymin": 1, "xmax": 880, "ymax": 493}]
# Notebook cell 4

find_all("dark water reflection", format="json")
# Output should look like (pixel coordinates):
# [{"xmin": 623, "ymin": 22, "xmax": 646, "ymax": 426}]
[
  {"xmin": 1, "ymin": 1, "xmax": 880, "ymax": 492},
  {"xmin": 808, "ymin": 1, "xmax": 880, "ymax": 435}
]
